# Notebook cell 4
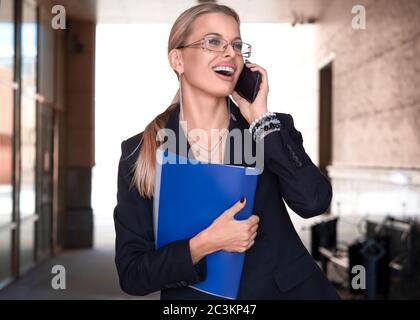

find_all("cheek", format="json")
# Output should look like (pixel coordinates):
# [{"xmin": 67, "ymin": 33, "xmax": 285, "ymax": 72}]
[{"xmin": 184, "ymin": 56, "xmax": 213, "ymax": 80}]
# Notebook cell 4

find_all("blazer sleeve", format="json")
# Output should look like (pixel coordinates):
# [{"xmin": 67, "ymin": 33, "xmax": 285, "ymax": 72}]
[
  {"xmin": 262, "ymin": 113, "xmax": 332, "ymax": 219},
  {"xmin": 114, "ymin": 139, "xmax": 207, "ymax": 296}
]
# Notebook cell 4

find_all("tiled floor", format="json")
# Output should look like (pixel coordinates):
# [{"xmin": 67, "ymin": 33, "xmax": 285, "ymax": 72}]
[{"xmin": 0, "ymin": 223, "xmax": 160, "ymax": 300}]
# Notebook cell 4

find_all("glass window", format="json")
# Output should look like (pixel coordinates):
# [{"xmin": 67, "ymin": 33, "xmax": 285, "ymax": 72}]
[
  {"xmin": 0, "ymin": 0, "xmax": 15, "ymax": 226},
  {"xmin": 19, "ymin": 220, "xmax": 35, "ymax": 272},
  {"xmin": 20, "ymin": 0, "xmax": 38, "ymax": 218},
  {"xmin": 0, "ymin": 86, "xmax": 14, "ymax": 225},
  {"xmin": 38, "ymin": 6, "xmax": 54, "ymax": 102},
  {"xmin": 0, "ymin": 0, "xmax": 15, "ymax": 82},
  {"xmin": 37, "ymin": 105, "xmax": 53, "ymax": 255},
  {"xmin": 0, "ymin": 230, "xmax": 12, "ymax": 283},
  {"xmin": 21, "ymin": 0, "xmax": 37, "ymax": 96},
  {"xmin": 20, "ymin": 96, "xmax": 37, "ymax": 217}
]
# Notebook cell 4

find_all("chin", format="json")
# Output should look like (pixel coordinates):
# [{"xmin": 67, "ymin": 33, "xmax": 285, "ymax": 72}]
[
  {"xmin": 213, "ymin": 85, "xmax": 235, "ymax": 97},
  {"xmin": 211, "ymin": 90, "xmax": 233, "ymax": 98}
]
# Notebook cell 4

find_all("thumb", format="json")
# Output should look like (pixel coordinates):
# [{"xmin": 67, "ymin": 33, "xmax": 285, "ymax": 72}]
[{"xmin": 223, "ymin": 197, "xmax": 246, "ymax": 220}]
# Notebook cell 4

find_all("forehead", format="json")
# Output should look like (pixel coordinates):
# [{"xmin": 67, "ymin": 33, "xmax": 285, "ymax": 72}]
[{"xmin": 188, "ymin": 12, "xmax": 241, "ymax": 40}]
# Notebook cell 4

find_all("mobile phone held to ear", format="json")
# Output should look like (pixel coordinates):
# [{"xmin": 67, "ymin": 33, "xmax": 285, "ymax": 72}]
[{"xmin": 234, "ymin": 64, "xmax": 262, "ymax": 103}]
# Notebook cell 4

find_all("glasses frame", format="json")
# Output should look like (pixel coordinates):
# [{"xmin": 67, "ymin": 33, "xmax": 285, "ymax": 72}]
[{"xmin": 177, "ymin": 35, "xmax": 252, "ymax": 58}]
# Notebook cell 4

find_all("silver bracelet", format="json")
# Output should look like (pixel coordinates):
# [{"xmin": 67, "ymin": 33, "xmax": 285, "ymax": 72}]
[
  {"xmin": 248, "ymin": 111, "xmax": 276, "ymax": 133},
  {"xmin": 255, "ymin": 126, "xmax": 282, "ymax": 141},
  {"xmin": 253, "ymin": 119, "xmax": 281, "ymax": 141}
]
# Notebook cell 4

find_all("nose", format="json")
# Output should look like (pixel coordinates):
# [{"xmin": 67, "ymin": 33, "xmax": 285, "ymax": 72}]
[{"xmin": 223, "ymin": 42, "xmax": 236, "ymax": 57}]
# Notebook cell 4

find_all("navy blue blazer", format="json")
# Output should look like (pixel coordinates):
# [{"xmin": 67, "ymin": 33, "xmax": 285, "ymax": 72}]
[{"xmin": 114, "ymin": 97, "xmax": 340, "ymax": 300}]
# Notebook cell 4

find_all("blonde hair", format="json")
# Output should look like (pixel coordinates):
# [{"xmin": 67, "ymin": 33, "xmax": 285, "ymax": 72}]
[{"xmin": 131, "ymin": 3, "xmax": 240, "ymax": 198}]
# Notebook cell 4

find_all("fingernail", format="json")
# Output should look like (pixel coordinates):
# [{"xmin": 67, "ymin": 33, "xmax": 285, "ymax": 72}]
[{"xmin": 240, "ymin": 196, "xmax": 245, "ymax": 203}]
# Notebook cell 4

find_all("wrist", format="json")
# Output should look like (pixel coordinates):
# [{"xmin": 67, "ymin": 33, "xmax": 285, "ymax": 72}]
[
  {"xmin": 249, "ymin": 111, "xmax": 275, "ymax": 131},
  {"xmin": 189, "ymin": 229, "xmax": 217, "ymax": 264},
  {"xmin": 249, "ymin": 109, "xmax": 269, "ymax": 124}
]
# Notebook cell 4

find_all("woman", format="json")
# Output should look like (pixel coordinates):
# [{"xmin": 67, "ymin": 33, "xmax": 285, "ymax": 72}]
[{"xmin": 114, "ymin": 3, "xmax": 340, "ymax": 300}]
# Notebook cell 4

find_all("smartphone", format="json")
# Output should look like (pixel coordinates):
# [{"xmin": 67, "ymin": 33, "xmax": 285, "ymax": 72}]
[{"xmin": 234, "ymin": 64, "xmax": 262, "ymax": 103}]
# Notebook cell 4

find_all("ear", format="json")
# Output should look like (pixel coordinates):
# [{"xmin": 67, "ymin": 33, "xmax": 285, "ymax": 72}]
[{"xmin": 168, "ymin": 49, "xmax": 184, "ymax": 75}]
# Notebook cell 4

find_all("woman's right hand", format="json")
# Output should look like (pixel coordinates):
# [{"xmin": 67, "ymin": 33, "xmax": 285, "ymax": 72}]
[{"xmin": 204, "ymin": 197, "xmax": 259, "ymax": 253}]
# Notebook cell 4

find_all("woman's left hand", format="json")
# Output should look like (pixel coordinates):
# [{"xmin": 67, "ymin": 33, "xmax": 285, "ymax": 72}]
[{"xmin": 231, "ymin": 61, "xmax": 269, "ymax": 125}]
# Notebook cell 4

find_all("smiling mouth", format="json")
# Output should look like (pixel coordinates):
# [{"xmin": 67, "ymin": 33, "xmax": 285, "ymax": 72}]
[
  {"xmin": 214, "ymin": 69, "xmax": 233, "ymax": 76},
  {"xmin": 212, "ymin": 65, "xmax": 236, "ymax": 77}
]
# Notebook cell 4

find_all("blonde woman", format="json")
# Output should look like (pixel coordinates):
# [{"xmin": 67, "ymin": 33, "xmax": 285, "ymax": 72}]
[{"xmin": 114, "ymin": 3, "xmax": 339, "ymax": 300}]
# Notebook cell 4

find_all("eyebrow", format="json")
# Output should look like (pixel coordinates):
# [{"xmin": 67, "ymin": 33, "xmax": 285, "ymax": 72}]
[{"xmin": 203, "ymin": 32, "xmax": 242, "ymax": 41}]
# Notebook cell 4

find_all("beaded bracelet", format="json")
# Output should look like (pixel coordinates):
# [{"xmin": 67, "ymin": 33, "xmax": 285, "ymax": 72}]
[
  {"xmin": 248, "ymin": 111, "xmax": 282, "ymax": 141},
  {"xmin": 254, "ymin": 115, "xmax": 278, "ymax": 128},
  {"xmin": 251, "ymin": 111, "xmax": 278, "ymax": 132},
  {"xmin": 254, "ymin": 121, "xmax": 281, "ymax": 141},
  {"xmin": 249, "ymin": 111, "xmax": 276, "ymax": 133},
  {"xmin": 253, "ymin": 115, "xmax": 279, "ymax": 130},
  {"xmin": 252, "ymin": 117, "xmax": 280, "ymax": 139}
]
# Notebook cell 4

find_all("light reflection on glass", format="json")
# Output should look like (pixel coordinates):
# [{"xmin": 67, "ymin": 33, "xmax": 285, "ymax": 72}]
[
  {"xmin": 19, "ymin": 0, "xmax": 37, "ymax": 218},
  {"xmin": 0, "ymin": 0, "xmax": 15, "ymax": 225}
]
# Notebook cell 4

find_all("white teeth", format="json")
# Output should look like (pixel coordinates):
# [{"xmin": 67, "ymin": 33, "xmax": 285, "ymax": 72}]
[{"xmin": 212, "ymin": 66, "xmax": 235, "ymax": 75}]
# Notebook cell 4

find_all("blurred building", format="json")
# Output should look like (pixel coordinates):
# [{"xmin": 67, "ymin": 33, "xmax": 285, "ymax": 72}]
[
  {"xmin": 0, "ymin": 0, "xmax": 419, "ymax": 299},
  {"xmin": 0, "ymin": 0, "xmax": 95, "ymax": 289}
]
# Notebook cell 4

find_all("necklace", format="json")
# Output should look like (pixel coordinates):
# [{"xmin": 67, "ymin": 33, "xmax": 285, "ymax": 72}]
[
  {"xmin": 187, "ymin": 129, "xmax": 229, "ymax": 155},
  {"xmin": 180, "ymin": 98, "xmax": 231, "ymax": 157}
]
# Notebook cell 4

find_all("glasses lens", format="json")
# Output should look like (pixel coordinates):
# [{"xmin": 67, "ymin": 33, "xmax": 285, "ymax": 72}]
[
  {"xmin": 206, "ymin": 37, "xmax": 225, "ymax": 51},
  {"xmin": 204, "ymin": 37, "xmax": 251, "ymax": 57},
  {"xmin": 232, "ymin": 41, "xmax": 243, "ymax": 53},
  {"xmin": 241, "ymin": 43, "xmax": 251, "ymax": 58}
]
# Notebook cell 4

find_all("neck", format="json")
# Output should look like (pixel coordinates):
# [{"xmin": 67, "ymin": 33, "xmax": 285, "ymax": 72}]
[{"xmin": 180, "ymin": 80, "xmax": 230, "ymax": 132}]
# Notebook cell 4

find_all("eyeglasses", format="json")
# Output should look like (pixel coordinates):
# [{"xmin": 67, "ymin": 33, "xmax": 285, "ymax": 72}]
[{"xmin": 177, "ymin": 35, "xmax": 252, "ymax": 58}]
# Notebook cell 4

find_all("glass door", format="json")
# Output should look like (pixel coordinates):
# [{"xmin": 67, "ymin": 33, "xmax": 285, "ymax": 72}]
[
  {"xmin": 0, "ymin": 0, "xmax": 16, "ymax": 289},
  {"xmin": 19, "ymin": 0, "xmax": 38, "ymax": 274}
]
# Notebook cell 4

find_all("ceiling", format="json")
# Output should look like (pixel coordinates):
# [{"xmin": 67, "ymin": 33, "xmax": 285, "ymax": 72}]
[{"xmin": 38, "ymin": 0, "xmax": 332, "ymax": 24}]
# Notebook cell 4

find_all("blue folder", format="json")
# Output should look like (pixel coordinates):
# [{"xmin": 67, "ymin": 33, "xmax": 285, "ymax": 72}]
[{"xmin": 153, "ymin": 149, "xmax": 259, "ymax": 299}]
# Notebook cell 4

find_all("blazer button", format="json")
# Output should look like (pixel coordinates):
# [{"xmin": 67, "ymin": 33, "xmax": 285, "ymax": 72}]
[{"xmin": 295, "ymin": 160, "xmax": 303, "ymax": 167}]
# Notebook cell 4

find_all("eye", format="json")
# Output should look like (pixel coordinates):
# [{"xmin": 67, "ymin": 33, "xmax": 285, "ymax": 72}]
[
  {"xmin": 233, "ymin": 41, "xmax": 243, "ymax": 51},
  {"xmin": 208, "ymin": 37, "xmax": 222, "ymax": 46}
]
